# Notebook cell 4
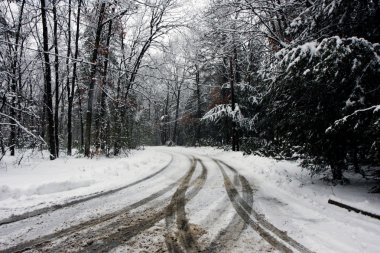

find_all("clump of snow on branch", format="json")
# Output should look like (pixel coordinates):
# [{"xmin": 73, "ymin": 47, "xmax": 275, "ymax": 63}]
[
  {"xmin": 201, "ymin": 104, "xmax": 244, "ymax": 123},
  {"xmin": 277, "ymin": 41, "xmax": 317, "ymax": 72},
  {"xmin": 134, "ymin": 110, "xmax": 144, "ymax": 122},
  {"xmin": 326, "ymin": 105, "xmax": 380, "ymax": 133}
]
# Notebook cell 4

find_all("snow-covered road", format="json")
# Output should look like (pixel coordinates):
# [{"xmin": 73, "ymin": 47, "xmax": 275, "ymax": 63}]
[{"xmin": 0, "ymin": 147, "xmax": 379, "ymax": 252}]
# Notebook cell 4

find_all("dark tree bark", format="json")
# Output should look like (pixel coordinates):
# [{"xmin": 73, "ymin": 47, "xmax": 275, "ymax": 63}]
[
  {"xmin": 0, "ymin": 93, "xmax": 6, "ymax": 155},
  {"xmin": 65, "ymin": 0, "xmax": 72, "ymax": 154},
  {"xmin": 195, "ymin": 64, "xmax": 201, "ymax": 144},
  {"xmin": 165, "ymin": 89, "xmax": 170, "ymax": 143},
  {"xmin": 95, "ymin": 11, "xmax": 113, "ymax": 151},
  {"xmin": 160, "ymin": 88, "xmax": 170, "ymax": 145},
  {"xmin": 113, "ymin": 33, "xmax": 125, "ymax": 156},
  {"xmin": 84, "ymin": 2, "xmax": 106, "ymax": 157},
  {"xmin": 40, "ymin": 0, "xmax": 56, "ymax": 160},
  {"xmin": 173, "ymin": 88, "xmax": 181, "ymax": 144},
  {"xmin": 229, "ymin": 56, "xmax": 238, "ymax": 151},
  {"xmin": 53, "ymin": 0, "xmax": 60, "ymax": 157},
  {"xmin": 233, "ymin": 47, "xmax": 240, "ymax": 83},
  {"xmin": 78, "ymin": 91, "xmax": 84, "ymax": 149},
  {"xmin": 67, "ymin": 0, "xmax": 81, "ymax": 156}
]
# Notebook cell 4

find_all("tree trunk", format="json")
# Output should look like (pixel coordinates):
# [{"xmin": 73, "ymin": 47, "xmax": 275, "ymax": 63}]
[
  {"xmin": 67, "ymin": 0, "xmax": 82, "ymax": 155},
  {"xmin": 0, "ymin": 136, "xmax": 5, "ymax": 155},
  {"xmin": 113, "ymin": 78, "xmax": 121, "ymax": 155},
  {"xmin": 229, "ymin": 56, "xmax": 238, "ymax": 151},
  {"xmin": 195, "ymin": 64, "xmax": 201, "ymax": 145},
  {"xmin": 233, "ymin": 47, "xmax": 240, "ymax": 84},
  {"xmin": 65, "ymin": 0, "xmax": 72, "ymax": 154},
  {"xmin": 165, "ymin": 88, "xmax": 170, "ymax": 143},
  {"xmin": 0, "ymin": 94, "xmax": 5, "ymax": 154},
  {"xmin": 173, "ymin": 89, "xmax": 181, "ymax": 144},
  {"xmin": 332, "ymin": 162, "xmax": 344, "ymax": 182},
  {"xmin": 40, "ymin": 0, "xmax": 56, "ymax": 160},
  {"xmin": 96, "ymin": 12, "xmax": 113, "ymax": 151},
  {"xmin": 53, "ymin": 0, "xmax": 60, "ymax": 157},
  {"xmin": 9, "ymin": 0, "xmax": 25, "ymax": 156},
  {"xmin": 113, "ymin": 33, "xmax": 125, "ymax": 156},
  {"xmin": 78, "ymin": 92, "xmax": 84, "ymax": 150},
  {"xmin": 84, "ymin": 2, "xmax": 106, "ymax": 157}
]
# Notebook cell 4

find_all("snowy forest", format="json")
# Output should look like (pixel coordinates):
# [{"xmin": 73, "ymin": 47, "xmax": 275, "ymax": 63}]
[
  {"xmin": 0, "ymin": 0, "xmax": 379, "ymax": 183},
  {"xmin": 1, "ymin": 1, "xmax": 380, "ymax": 252}
]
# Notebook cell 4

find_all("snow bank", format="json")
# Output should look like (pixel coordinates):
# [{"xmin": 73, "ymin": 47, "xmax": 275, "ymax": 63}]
[
  {"xmin": 0, "ymin": 180, "xmax": 95, "ymax": 201},
  {"xmin": 0, "ymin": 149, "xmax": 171, "ymax": 217}
]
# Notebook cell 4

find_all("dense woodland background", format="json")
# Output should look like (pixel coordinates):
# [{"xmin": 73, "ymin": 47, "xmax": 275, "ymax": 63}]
[{"xmin": 0, "ymin": 0, "xmax": 379, "ymax": 183}]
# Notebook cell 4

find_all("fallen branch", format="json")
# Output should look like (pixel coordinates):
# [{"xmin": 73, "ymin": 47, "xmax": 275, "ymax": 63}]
[{"xmin": 328, "ymin": 199, "xmax": 380, "ymax": 220}]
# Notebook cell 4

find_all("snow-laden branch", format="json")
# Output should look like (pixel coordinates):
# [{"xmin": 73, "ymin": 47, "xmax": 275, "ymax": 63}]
[
  {"xmin": 202, "ymin": 104, "xmax": 244, "ymax": 123},
  {"xmin": 326, "ymin": 105, "xmax": 380, "ymax": 133},
  {"xmin": 0, "ymin": 112, "xmax": 47, "ymax": 145}
]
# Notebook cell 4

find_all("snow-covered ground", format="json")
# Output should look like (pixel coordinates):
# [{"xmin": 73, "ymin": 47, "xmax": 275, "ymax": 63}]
[
  {"xmin": 159, "ymin": 146, "xmax": 380, "ymax": 253},
  {"xmin": 0, "ymin": 149, "xmax": 171, "ymax": 219},
  {"xmin": 0, "ymin": 146, "xmax": 379, "ymax": 253}
]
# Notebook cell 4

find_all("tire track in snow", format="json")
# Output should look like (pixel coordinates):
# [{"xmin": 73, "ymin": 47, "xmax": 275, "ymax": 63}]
[
  {"xmin": 12, "ymin": 156, "xmax": 207, "ymax": 253},
  {"xmin": 0, "ymin": 154, "xmax": 174, "ymax": 227},
  {"xmin": 216, "ymin": 159, "xmax": 315, "ymax": 253},
  {"xmin": 81, "ymin": 157, "xmax": 207, "ymax": 252},
  {"xmin": 173, "ymin": 158, "xmax": 208, "ymax": 253},
  {"xmin": 3, "ymin": 155, "xmax": 191, "ymax": 253},
  {"xmin": 6, "ymin": 180, "xmax": 178, "ymax": 253},
  {"xmin": 203, "ymin": 172, "xmax": 253, "ymax": 253},
  {"xmin": 164, "ymin": 157, "xmax": 202, "ymax": 253}
]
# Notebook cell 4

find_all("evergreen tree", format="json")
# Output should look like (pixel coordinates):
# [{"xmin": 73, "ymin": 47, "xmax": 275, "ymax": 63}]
[
  {"xmin": 258, "ymin": 37, "xmax": 380, "ymax": 181},
  {"xmin": 289, "ymin": 0, "xmax": 380, "ymax": 44}
]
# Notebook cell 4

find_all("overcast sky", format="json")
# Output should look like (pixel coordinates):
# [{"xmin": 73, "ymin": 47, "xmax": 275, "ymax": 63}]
[{"xmin": 179, "ymin": 0, "xmax": 210, "ymax": 15}]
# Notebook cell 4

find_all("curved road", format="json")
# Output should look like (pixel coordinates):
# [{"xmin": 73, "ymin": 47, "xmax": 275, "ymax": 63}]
[{"xmin": 0, "ymin": 151, "xmax": 314, "ymax": 253}]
